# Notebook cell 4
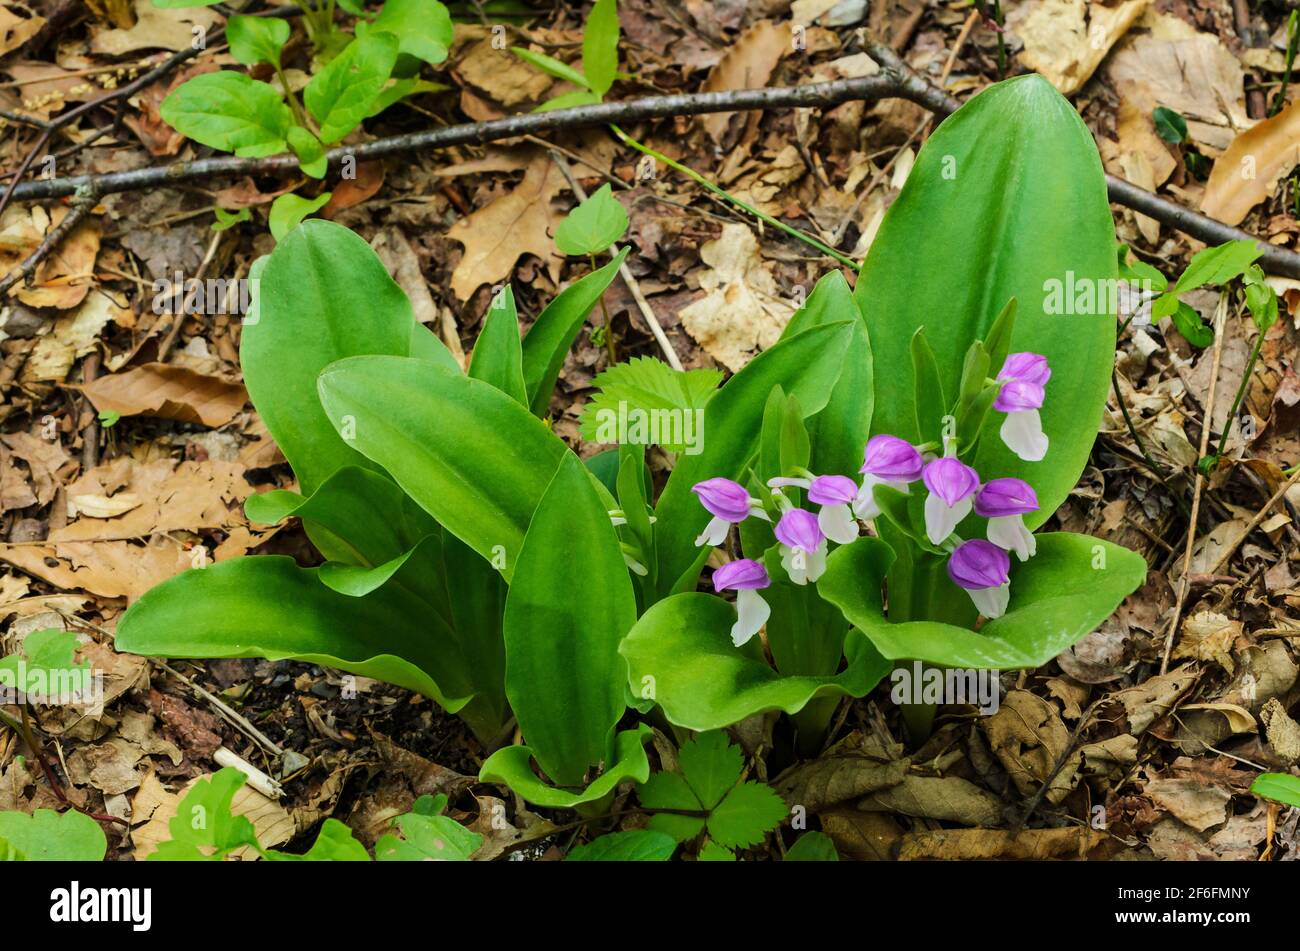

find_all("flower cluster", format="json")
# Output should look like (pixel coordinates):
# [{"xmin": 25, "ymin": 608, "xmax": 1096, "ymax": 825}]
[{"xmin": 691, "ymin": 352, "xmax": 1052, "ymax": 645}]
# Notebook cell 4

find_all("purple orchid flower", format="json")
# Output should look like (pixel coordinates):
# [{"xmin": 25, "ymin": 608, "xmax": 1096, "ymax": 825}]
[
  {"xmin": 921, "ymin": 456, "xmax": 980, "ymax": 545},
  {"xmin": 974, "ymin": 477, "xmax": 1039, "ymax": 561},
  {"xmin": 713, "ymin": 558, "xmax": 772, "ymax": 646},
  {"xmin": 995, "ymin": 352, "xmax": 1051, "ymax": 462},
  {"xmin": 774, "ymin": 508, "xmax": 827, "ymax": 585},
  {"xmin": 691, "ymin": 477, "xmax": 768, "ymax": 547},
  {"xmin": 770, "ymin": 473, "xmax": 861, "ymax": 544},
  {"xmin": 854, "ymin": 435, "xmax": 925, "ymax": 520},
  {"xmin": 947, "ymin": 539, "xmax": 1012, "ymax": 619}
]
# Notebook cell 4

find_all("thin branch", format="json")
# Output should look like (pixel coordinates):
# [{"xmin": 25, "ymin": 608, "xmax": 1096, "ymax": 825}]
[{"xmin": 0, "ymin": 188, "xmax": 100, "ymax": 297}]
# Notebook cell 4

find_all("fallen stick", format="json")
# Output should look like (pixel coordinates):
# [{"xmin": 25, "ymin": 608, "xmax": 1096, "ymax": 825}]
[{"xmin": 6, "ymin": 55, "xmax": 1298, "ymax": 279}]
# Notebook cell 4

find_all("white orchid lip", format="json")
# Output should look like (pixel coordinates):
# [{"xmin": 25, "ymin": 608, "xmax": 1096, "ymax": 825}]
[{"xmin": 921, "ymin": 457, "xmax": 980, "ymax": 545}]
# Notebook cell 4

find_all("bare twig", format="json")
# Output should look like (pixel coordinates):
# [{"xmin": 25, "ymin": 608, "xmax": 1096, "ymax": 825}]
[
  {"xmin": 1208, "ymin": 466, "xmax": 1300, "ymax": 575},
  {"xmin": 0, "ymin": 187, "xmax": 99, "ymax": 297}
]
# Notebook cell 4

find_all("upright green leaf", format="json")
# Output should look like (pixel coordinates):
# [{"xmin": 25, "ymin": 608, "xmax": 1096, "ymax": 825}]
[
  {"xmin": 854, "ymin": 75, "xmax": 1116, "ymax": 528},
  {"xmin": 583, "ymin": 0, "xmax": 620, "ymax": 96},
  {"xmin": 243, "ymin": 220, "xmax": 443, "ymax": 495},
  {"xmin": 316, "ymin": 355, "xmax": 570, "ymax": 578},
  {"xmin": 521, "ymin": 248, "xmax": 629, "ymax": 416},
  {"xmin": 504, "ymin": 453, "xmax": 636, "ymax": 785},
  {"xmin": 652, "ymin": 321, "xmax": 855, "ymax": 597},
  {"xmin": 305, "ymin": 32, "xmax": 399, "ymax": 143},
  {"xmin": 468, "ymin": 287, "xmax": 527, "ymax": 404}
]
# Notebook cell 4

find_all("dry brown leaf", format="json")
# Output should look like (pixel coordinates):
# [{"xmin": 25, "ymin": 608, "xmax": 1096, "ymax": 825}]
[
  {"xmin": 1009, "ymin": 0, "xmax": 1149, "ymax": 95},
  {"xmin": 1102, "ymin": 10, "xmax": 1251, "ymax": 156},
  {"xmin": 0, "ymin": 431, "xmax": 73, "ymax": 506},
  {"xmin": 1173, "ymin": 611, "xmax": 1240, "ymax": 671},
  {"xmin": 858, "ymin": 774, "xmax": 1005, "ymax": 826},
  {"xmin": 1145, "ymin": 776, "xmax": 1230, "ymax": 832},
  {"xmin": 0, "ymin": 537, "xmax": 194, "ymax": 600},
  {"xmin": 981, "ymin": 690, "xmax": 1080, "ymax": 803},
  {"xmin": 22, "ymin": 291, "xmax": 128, "ymax": 383},
  {"xmin": 131, "ymin": 772, "xmax": 293, "ymax": 860},
  {"xmin": 69, "ymin": 493, "xmax": 142, "ymax": 519},
  {"xmin": 455, "ymin": 38, "xmax": 553, "ymax": 107},
  {"xmin": 773, "ymin": 730, "xmax": 907, "ymax": 812},
  {"xmin": 447, "ymin": 150, "xmax": 566, "ymax": 300},
  {"xmin": 0, "ymin": 4, "xmax": 44, "ymax": 56},
  {"xmin": 899, "ymin": 826, "xmax": 1107, "ymax": 860},
  {"xmin": 0, "ymin": 205, "xmax": 100, "ymax": 310},
  {"xmin": 91, "ymin": 0, "xmax": 219, "ymax": 55},
  {"xmin": 698, "ymin": 20, "xmax": 791, "ymax": 145},
  {"xmin": 678, "ymin": 223, "xmax": 794, "ymax": 371},
  {"xmin": 75, "ymin": 362, "xmax": 248, "ymax": 428},
  {"xmin": 1201, "ymin": 99, "xmax": 1300, "ymax": 226}
]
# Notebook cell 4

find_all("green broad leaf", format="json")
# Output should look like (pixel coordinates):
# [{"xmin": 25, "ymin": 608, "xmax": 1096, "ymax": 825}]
[
  {"xmin": 468, "ymin": 287, "xmax": 527, "ymax": 404},
  {"xmin": 619, "ymin": 593, "xmax": 891, "ymax": 731},
  {"xmin": 479, "ymin": 724, "xmax": 653, "ymax": 809},
  {"xmin": 268, "ymin": 192, "xmax": 331, "ymax": 242},
  {"xmin": 707, "ymin": 782, "xmax": 786, "ymax": 850},
  {"xmin": 1152, "ymin": 106, "xmax": 1188, "ymax": 144},
  {"xmin": 1117, "ymin": 245, "xmax": 1168, "ymax": 292},
  {"xmin": 243, "ymin": 220, "xmax": 448, "ymax": 495},
  {"xmin": 678, "ymin": 731, "xmax": 744, "ymax": 810},
  {"xmin": 1172, "ymin": 300, "xmax": 1214, "ymax": 349},
  {"xmin": 854, "ymin": 75, "xmax": 1116, "ymax": 531},
  {"xmin": 365, "ymin": 0, "xmax": 453, "ymax": 64},
  {"xmin": 522, "ymin": 247, "xmax": 628, "ymax": 416},
  {"xmin": 211, "ymin": 207, "xmax": 251, "ymax": 232},
  {"xmin": 1174, "ymin": 240, "xmax": 1263, "ymax": 293},
  {"xmin": 778, "ymin": 271, "xmax": 873, "ymax": 479},
  {"xmin": 316, "ymin": 355, "xmax": 574, "ymax": 581},
  {"xmin": 697, "ymin": 840, "xmax": 736, "ymax": 861},
  {"xmin": 375, "ymin": 813, "xmax": 482, "ymax": 861},
  {"xmin": 366, "ymin": 77, "xmax": 450, "ymax": 117},
  {"xmin": 785, "ymin": 831, "xmax": 839, "ymax": 861},
  {"xmin": 266, "ymin": 819, "xmax": 370, "ymax": 861},
  {"xmin": 512, "ymin": 47, "xmax": 591, "ymax": 90},
  {"xmin": 504, "ymin": 452, "xmax": 637, "ymax": 786},
  {"xmin": 554, "ymin": 185, "xmax": 629, "ymax": 256},
  {"xmin": 152, "ymin": 0, "xmax": 223, "ymax": 5},
  {"xmin": 0, "ymin": 809, "xmax": 106, "ymax": 861},
  {"xmin": 115, "ymin": 555, "xmax": 478, "ymax": 714},
  {"xmin": 579, "ymin": 355, "xmax": 720, "ymax": 455},
  {"xmin": 160, "ymin": 71, "xmax": 293, "ymax": 157},
  {"xmin": 337, "ymin": 0, "xmax": 370, "ymax": 13},
  {"xmin": 1251, "ymin": 773, "xmax": 1300, "ymax": 808},
  {"xmin": 652, "ymin": 321, "xmax": 855, "ymax": 598},
  {"xmin": 535, "ymin": 89, "xmax": 603, "ymax": 112},
  {"xmin": 818, "ymin": 533, "xmax": 1148, "ymax": 669},
  {"xmin": 287, "ymin": 126, "xmax": 327, "ymax": 178},
  {"xmin": 582, "ymin": 0, "xmax": 620, "ymax": 96},
  {"xmin": 638, "ymin": 769, "xmax": 705, "ymax": 841},
  {"xmin": 0, "ymin": 629, "xmax": 93, "ymax": 704},
  {"xmin": 565, "ymin": 829, "xmax": 677, "ymax": 861},
  {"xmin": 149, "ymin": 768, "xmax": 258, "ymax": 861},
  {"xmin": 245, "ymin": 466, "xmax": 438, "ymax": 570},
  {"xmin": 305, "ymin": 31, "xmax": 399, "ymax": 143},
  {"xmin": 226, "ymin": 14, "xmax": 290, "ymax": 67}
]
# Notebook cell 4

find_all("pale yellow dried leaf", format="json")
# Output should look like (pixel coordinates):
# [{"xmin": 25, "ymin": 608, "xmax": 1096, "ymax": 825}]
[
  {"xmin": 1009, "ymin": 0, "xmax": 1149, "ymax": 95},
  {"xmin": 1201, "ymin": 99, "xmax": 1300, "ymax": 225}
]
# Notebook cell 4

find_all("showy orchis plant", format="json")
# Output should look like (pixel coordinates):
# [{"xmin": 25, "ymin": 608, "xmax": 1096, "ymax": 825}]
[{"xmin": 120, "ymin": 67, "xmax": 1148, "ymax": 816}]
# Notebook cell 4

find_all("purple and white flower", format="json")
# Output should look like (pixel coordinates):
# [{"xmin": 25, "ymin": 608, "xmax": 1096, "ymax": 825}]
[
  {"xmin": 774, "ymin": 508, "xmax": 828, "ymax": 585},
  {"xmin": 974, "ymin": 477, "xmax": 1039, "ymax": 561},
  {"xmin": 691, "ymin": 477, "xmax": 768, "ymax": 546},
  {"xmin": 921, "ymin": 456, "xmax": 980, "ymax": 545},
  {"xmin": 771, "ymin": 474, "xmax": 861, "ymax": 544},
  {"xmin": 712, "ymin": 558, "xmax": 772, "ymax": 646},
  {"xmin": 995, "ymin": 352, "xmax": 1050, "ymax": 462},
  {"xmin": 947, "ymin": 539, "xmax": 1012, "ymax": 619},
  {"xmin": 854, "ymin": 435, "xmax": 925, "ymax": 520}
]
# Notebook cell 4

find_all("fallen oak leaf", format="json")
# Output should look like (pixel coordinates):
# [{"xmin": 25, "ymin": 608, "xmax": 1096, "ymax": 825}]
[{"xmin": 73, "ymin": 362, "xmax": 248, "ymax": 428}]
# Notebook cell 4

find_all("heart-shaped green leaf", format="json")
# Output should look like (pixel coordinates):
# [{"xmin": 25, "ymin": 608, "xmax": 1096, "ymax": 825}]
[
  {"xmin": 365, "ymin": 0, "xmax": 453, "ymax": 65},
  {"xmin": 554, "ymin": 185, "xmax": 628, "ymax": 256},
  {"xmin": 161, "ymin": 71, "xmax": 292, "ymax": 157},
  {"xmin": 0, "ymin": 809, "xmax": 106, "ymax": 861},
  {"xmin": 305, "ymin": 31, "xmax": 399, "ymax": 143},
  {"xmin": 226, "ymin": 14, "xmax": 290, "ymax": 67}
]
